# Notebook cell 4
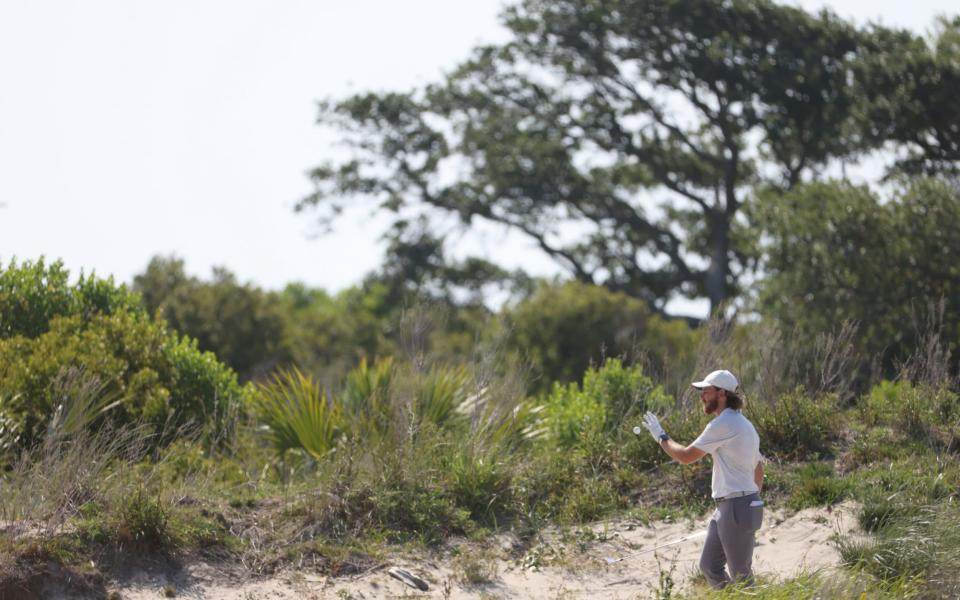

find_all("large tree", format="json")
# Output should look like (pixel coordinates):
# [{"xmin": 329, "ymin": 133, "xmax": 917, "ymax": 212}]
[
  {"xmin": 754, "ymin": 178, "xmax": 960, "ymax": 374},
  {"xmin": 857, "ymin": 17, "xmax": 960, "ymax": 177},
  {"xmin": 300, "ymin": 0, "xmax": 890, "ymax": 315}
]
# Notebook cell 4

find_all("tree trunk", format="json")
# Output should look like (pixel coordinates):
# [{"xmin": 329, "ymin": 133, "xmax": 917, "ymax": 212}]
[{"xmin": 704, "ymin": 211, "xmax": 730, "ymax": 318}]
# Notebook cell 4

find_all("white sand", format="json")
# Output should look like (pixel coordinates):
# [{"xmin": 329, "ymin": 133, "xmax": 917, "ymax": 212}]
[{"xmin": 108, "ymin": 502, "xmax": 859, "ymax": 599}]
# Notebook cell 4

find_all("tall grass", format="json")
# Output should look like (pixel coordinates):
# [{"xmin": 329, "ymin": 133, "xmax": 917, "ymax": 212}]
[
  {"xmin": 699, "ymin": 571, "xmax": 925, "ymax": 599},
  {"xmin": 836, "ymin": 502, "xmax": 960, "ymax": 597}
]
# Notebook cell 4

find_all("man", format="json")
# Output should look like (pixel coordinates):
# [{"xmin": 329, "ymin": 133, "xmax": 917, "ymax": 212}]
[{"xmin": 641, "ymin": 369, "xmax": 764, "ymax": 589}]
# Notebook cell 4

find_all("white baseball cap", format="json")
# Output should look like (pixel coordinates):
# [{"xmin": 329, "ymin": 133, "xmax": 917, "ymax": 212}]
[{"xmin": 691, "ymin": 369, "xmax": 739, "ymax": 393}]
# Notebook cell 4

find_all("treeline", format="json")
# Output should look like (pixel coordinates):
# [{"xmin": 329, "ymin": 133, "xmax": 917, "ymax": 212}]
[
  {"xmin": 1, "ymin": 177, "xmax": 958, "ymax": 456},
  {"xmin": 139, "ymin": 176, "xmax": 960, "ymax": 392},
  {"xmin": 130, "ymin": 254, "xmax": 698, "ymax": 390}
]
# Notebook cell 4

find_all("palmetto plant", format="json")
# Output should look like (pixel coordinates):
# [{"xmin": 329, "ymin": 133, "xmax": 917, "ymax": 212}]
[
  {"xmin": 340, "ymin": 356, "xmax": 394, "ymax": 442},
  {"xmin": 256, "ymin": 367, "xmax": 342, "ymax": 460},
  {"xmin": 414, "ymin": 365, "xmax": 472, "ymax": 428}
]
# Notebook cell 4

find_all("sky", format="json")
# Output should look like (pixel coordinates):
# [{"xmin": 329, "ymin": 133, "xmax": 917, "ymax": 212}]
[{"xmin": 1, "ymin": 0, "xmax": 957, "ymax": 317}]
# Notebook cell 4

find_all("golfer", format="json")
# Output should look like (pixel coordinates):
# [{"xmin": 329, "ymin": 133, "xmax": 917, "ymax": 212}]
[{"xmin": 641, "ymin": 369, "xmax": 763, "ymax": 589}]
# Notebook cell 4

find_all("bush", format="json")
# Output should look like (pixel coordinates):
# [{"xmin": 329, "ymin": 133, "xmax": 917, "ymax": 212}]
[
  {"xmin": 255, "ymin": 368, "xmax": 343, "ymax": 461},
  {"xmin": 862, "ymin": 380, "xmax": 960, "ymax": 444},
  {"xmin": 0, "ymin": 257, "xmax": 141, "ymax": 339},
  {"xmin": 754, "ymin": 179, "xmax": 960, "ymax": 377},
  {"xmin": 840, "ymin": 426, "xmax": 905, "ymax": 471},
  {"xmin": 540, "ymin": 358, "xmax": 672, "ymax": 449},
  {"xmin": 787, "ymin": 462, "xmax": 849, "ymax": 510},
  {"xmin": 0, "ymin": 260, "xmax": 246, "ymax": 449},
  {"xmin": 447, "ymin": 444, "xmax": 511, "ymax": 523},
  {"xmin": 504, "ymin": 281, "xmax": 698, "ymax": 392},
  {"xmin": 749, "ymin": 388, "xmax": 838, "ymax": 461},
  {"xmin": 116, "ymin": 488, "xmax": 170, "ymax": 549}
]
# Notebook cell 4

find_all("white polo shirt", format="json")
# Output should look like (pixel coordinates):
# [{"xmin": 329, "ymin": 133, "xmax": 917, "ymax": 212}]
[{"xmin": 692, "ymin": 408, "xmax": 761, "ymax": 499}]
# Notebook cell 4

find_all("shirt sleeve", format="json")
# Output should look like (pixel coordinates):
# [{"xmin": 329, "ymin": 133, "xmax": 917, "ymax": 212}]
[{"xmin": 691, "ymin": 419, "xmax": 736, "ymax": 453}]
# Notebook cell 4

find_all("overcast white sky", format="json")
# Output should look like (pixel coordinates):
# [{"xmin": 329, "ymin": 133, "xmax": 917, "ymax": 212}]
[{"xmin": 1, "ymin": 0, "xmax": 956, "ymax": 316}]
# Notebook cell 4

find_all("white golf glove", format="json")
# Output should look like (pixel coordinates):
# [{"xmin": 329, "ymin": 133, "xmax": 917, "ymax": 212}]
[{"xmin": 642, "ymin": 411, "xmax": 668, "ymax": 442}]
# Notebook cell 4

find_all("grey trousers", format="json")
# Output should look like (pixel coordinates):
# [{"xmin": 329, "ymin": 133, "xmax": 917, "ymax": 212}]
[{"xmin": 699, "ymin": 493, "xmax": 763, "ymax": 589}]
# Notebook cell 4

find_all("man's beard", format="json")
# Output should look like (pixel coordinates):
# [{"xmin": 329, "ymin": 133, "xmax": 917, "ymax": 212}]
[{"xmin": 703, "ymin": 397, "xmax": 719, "ymax": 414}]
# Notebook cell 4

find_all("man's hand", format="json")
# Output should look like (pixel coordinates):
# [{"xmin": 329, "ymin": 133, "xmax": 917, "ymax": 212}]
[{"xmin": 642, "ymin": 411, "xmax": 667, "ymax": 442}]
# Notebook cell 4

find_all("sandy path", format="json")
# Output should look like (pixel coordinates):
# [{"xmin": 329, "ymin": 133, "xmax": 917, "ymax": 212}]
[{"xmin": 110, "ymin": 502, "xmax": 858, "ymax": 599}]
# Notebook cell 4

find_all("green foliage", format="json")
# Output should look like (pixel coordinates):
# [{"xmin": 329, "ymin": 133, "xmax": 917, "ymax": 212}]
[
  {"xmin": 0, "ymin": 257, "xmax": 142, "ymax": 340},
  {"xmin": 786, "ymin": 462, "xmax": 849, "ymax": 510},
  {"xmin": 540, "ymin": 358, "xmax": 672, "ymax": 449},
  {"xmin": 43, "ymin": 368, "xmax": 122, "ymax": 441},
  {"xmin": 277, "ymin": 282, "xmax": 394, "ymax": 380},
  {"xmin": 0, "ymin": 259, "xmax": 246, "ymax": 449},
  {"xmin": 754, "ymin": 179, "xmax": 960, "ymax": 376},
  {"xmin": 340, "ymin": 357, "xmax": 394, "ymax": 441},
  {"xmin": 412, "ymin": 364, "xmax": 472, "ymax": 429},
  {"xmin": 506, "ymin": 281, "xmax": 698, "ymax": 391},
  {"xmin": 748, "ymin": 388, "xmax": 838, "ymax": 461},
  {"xmin": 302, "ymin": 0, "xmax": 903, "ymax": 313},
  {"xmin": 116, "ymin": 488, "xmax": 169, "ymax": 549},
  {"xmin": 134, "ymin": 256, "xmax": 291, "ymax": 381},
  {"xmin": 862, "ymin": 380, "xmax": 912, "ymax": 426},
  {"xmin": 0, "ymin": 311, "xmax": 245, "ymax": 448},
  {"xmin": 447, "ymin": 444, "xmax": 510, "ymax": 523},
  {"xmin": 857, "ymin": 495, "xmax": 914, "ymax": 534},
  {"xmin": 704, "ymin": 571, "xmax": 924, "ymax": 599},
  {"xmin": 255, "ymin": 368, "xmax": 343, "ymax": 461},
  {"xmin": 861, "ymin": 380, "xmax": 960, "ymax": 446},
  {"xmin": 841, "ymin": 426, "xmax": 905, "ymax": 471},
  {"xmin": 856, "ymin": 18, "xmax": 960, "ymax": 175},
  {"xmin": 837, "ymin": 503, "xmax": 960, "ymax": 595}
]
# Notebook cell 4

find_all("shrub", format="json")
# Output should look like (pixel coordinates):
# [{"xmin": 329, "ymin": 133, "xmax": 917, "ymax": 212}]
[
  {"xmin": 540, "ymin": 359, "xmax": 672, "ymax": 449},
  {"xmin": 0, "ymin": 257, "xmax": 141, "ymax": 339},
  {"xmin": 840, "ymin": 426, "xmax": 904, "ymax": 471},
  {"xmin": 787, "ymin": 462, "xmax": 849, "ymax": 510},
  {"xmin": 447, "ymin": 442, "xmax": 512, "ymax": 524},
  {"xmin": 0, "ymin": 260, "xmax": 246, "ymax": 450},
  {"xmin": 413, "ymin": 364, "xmax": 472, "ymax": 429},
  {"xmin": 504, "ymin": 281, "xmax": 698, "ymax": 392},
  {"xmin": 749, "ymin": 388, "xmax": 838, "ymax": 460},
  {"xmin": 862, "ymin": 380, "xmax": 960, "ymax": 447},
  {"xmin": 862, "ymin": 380, "xmax": 908, "ymax": 426},
  {"xmin": 339, "ymin": 356, "xmax": 394, "ymax": 441},
  {"xmin": 116, "ymin": 488, "xmax": 170, "ymax": 549}
]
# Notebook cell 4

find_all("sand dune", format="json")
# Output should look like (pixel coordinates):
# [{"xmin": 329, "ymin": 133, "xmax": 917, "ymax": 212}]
[{"xmin": 112, "ymin": 502, "xmax": 859, "ymax": 599}]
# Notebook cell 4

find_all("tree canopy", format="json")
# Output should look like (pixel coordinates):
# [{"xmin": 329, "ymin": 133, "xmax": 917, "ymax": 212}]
[
  {"xmin": 299, "ymin": 0, "xmax": 919, "ymax": 316},
  {"xmin": 754, "ymin": 178, "xmax": 960, "ymax": 372}
]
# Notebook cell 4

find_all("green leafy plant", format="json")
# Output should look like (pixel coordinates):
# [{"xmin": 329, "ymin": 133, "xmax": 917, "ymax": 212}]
[
  {"xmin": 256, "ymin": 368, "xmax": 343, "ymax": 461},
  {"xmin": 116, "ymin": 488, "xmax": 170, "ymax": 549},
  {"xmin": 414, "ymin": 364, "xmax": 472, "ymax": 428},
  {"xmin": 0, "ymin": 257, "xmax": 141, "ymax": 340},
  {"xmin": 340, "ymin": 356, "xmax": 393, "ymax": 433},
  {"xmin": 749, "ymin": 388, "xmax": 838, "ymax": 461},
  {"xmin": 787, "ymin": 462, "xmax": 850, "ymax": 510},
  {"xmin": 541, "ymin": 359, "xmax": 672, "ymax": 448}
]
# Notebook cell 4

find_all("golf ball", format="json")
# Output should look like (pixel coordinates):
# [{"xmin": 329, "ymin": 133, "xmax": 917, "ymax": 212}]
[{"xmin": 632, "ymin": 425, "xmax": 642, "ymax": 435}]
